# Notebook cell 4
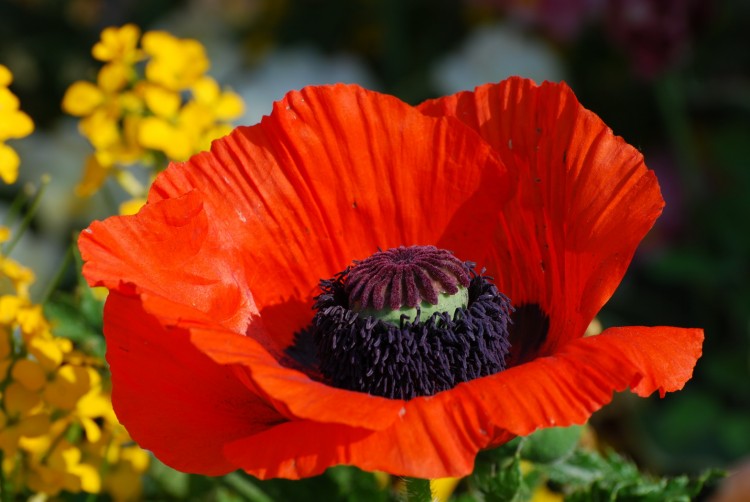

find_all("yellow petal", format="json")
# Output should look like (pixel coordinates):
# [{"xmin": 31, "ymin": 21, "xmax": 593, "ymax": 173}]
[
  {"xmin": 0, "ymin": 110, "xmax": 34, "ymax": 141},
  {"xmin": 119, "ymin": 197, "xmax": 146, "ymax": 215},
  {"xmin": 530, "ymin": 484, "xmax": 565, "ymax": 502},
  {"xmin": 0, "ymin": 295, "xmax": 23, "ymax": 324},
  {"xmin": 142, "ymin": 84, "xmax": 181, "ymax": 118},
  {"xmin": 92, "ymin": 24, "xmax": 141, "ymax": 63},
  {"xmin": 0, "ymin": 326, "xmax": 11, "ymax": 359},
  {"xmin": 73, "ymin": 462, "xmax": 102, "ymax": 494},
  {"xmin": 0, "ymin": 143, "xmax": 20, "ymax": 184},
  {"xmin": 62, "ymin": 81, "xmax": 104, "ymax": 116},
  {"xmin": 191, "ymin": 76, "xmax": 219, "ymax": 104},
  {"xmin": 0, "ymin": 87, "xmax": 20, "ymax": 110},
  {"xmin": 137, "ymin": 117, "xmax": 192, "ymax": 160},
  {"xmin": 97, "ymin": 62, "xmax": 130, "ymax": 92},
  {"xmin": 4, "ymin": 381, "xmax": 41, "ymax": 416},
  {"xmin": 0, "ymin": 65, "xmax": 11, "ymax": 86},
  {"xmin": 141, "ymin": 30, "xmax": 178, "ymax": 57},
  {"xmin": 79, "ymin": 110, "xmax": 120, "ymax": 149},
  {"xmin": 28, "ymin": 336, "xmax": 64, "ymax": 371},
  {"xmin": 214, "ymin": 90, "xmax": 245, "ymax": 120},
  {"xmin": 431, "ymin": 477, "xmax": 462, "ymax": 502},
  {"xmin": 12, "ymin": 359, "xmax": 48, "ymax": 392},
  {"xmin": 15, "ymin": 413, "xmax": 50, "ymax": 437},
  {"xmin": 43, "ymin": 365, "xmax": 94, "ymax": 410},
  {"xmin": 75, "ymin": 154, "xmax": 110, "ymax": 197}
]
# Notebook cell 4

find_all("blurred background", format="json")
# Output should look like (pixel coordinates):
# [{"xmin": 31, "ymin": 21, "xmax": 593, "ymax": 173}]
[{"xmin": 0, "ymin": 0, "xmax": 748, "ymax": 494}]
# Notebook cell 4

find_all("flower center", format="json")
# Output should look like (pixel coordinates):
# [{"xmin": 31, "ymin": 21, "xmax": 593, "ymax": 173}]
[{"xmin": 310, "ymin": 245, "xmax": 513, "ymax": 400}]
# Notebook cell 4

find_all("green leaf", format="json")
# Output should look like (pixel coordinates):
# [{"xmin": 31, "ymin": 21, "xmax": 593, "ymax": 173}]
[
  {"xmin": 43, "ymin": 295, "xmax": 106, "ymax": 358},
  {"xmin": 539, "ymin": 448, "xmax": 726, "ymax": 501},
  {"xmin": 471, "ymin": 444, "xmax": 525, "ymax": 502}
]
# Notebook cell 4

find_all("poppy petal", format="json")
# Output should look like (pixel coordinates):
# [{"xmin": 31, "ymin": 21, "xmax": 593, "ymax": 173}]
[
  {"xmin": 103, "ymin": 292, "xmax": 283, "ymax": 475},
  {"xmin": 80, "ymin": 190, "xmax": 255, "ymax": 334},
  {"xmin": 223, "ymin": 326, "xmax": 702, "ymax": 479},
  {"xmin": 453, "ymin": 325, "xmax": 703, "ymax": 437},
  {"xmin": 187, "ymin": 326, "xmax": 406, "ymax": 431},
  {"xmin": 419, "ymin": 78, "xmax": 664, "ymax": 360},
  {"xmin": 224, "ymin": 394, "xmax": 491, "ymax": 480},
  {"xmin": 147, "ymin": 84, "xmax": 510, "ymax": 351}
]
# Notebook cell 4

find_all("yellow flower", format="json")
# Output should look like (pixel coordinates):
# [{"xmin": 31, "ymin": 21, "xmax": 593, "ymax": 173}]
[
  {"xmin": 0, "ymin": 295, "xmax": 23, "ymax": 324},
  {"xmin": 43, "ymin": 365, "xmax": 98, "ymax": 411},
  {"xmin": 0, "ymin": 410, "xmax": 50, "ymax": 456},
  {"xmin": 27, "ymin": 336, "xmax": 66, "ymax": 371},
  {"xmin": 97, "ymin": 62, "xmax": 132, "ymax": 93},
  {"xmin": 0, "ymin": 257, "xmax": 35, "ymax": 298},
  {"xmin": 79, "ymin": 108, "xmax": 121, "ymax": 151},
  {"xmin": 191, "ymin": 76, "xmax": 245, "ymax": 120},
  {"xmin": 26, "ymin": 440, "xmax": 102, "ymax": 495},
  {"xmin": 61, "ymin": 81, "xmax": 105, "ymax": 117},
  {"xmin": 0, "ymin": 143, "xmax": 21, "ymax": 184},
  {"xmin": 0, "ymin": 65, "xmax": 11, "ymax": 86},
  {"xmin": 137, "ymin": 116, "xmax": 192, "ymax": 160},
  {"xmin": 0, "ymin": 66, "xmax": 34, "ymax": 184},
  {"xmin": 138, "ymin": 82, "xmax": 181, "ymax": 118},
  {"xmin": 142, "ymin": 31, "xmax": 209, "ymax": 90},
  {"xmin": 11, "ymin": 359, "xmax": 48, "ymax": 392},
  {"xmin": 92, "ymin": 24, "xmax": 142, "ymax": 65},
  {"xmin": 17, "ymin": 304, "xmax": 50, "ymax": 338},
  {"xmin": 0, "ymin": 89, "xmax": 34, "ymax": 140},
  {"xmin": 4, "ymin": 381, "xmax": 42, "ymax": 417}
]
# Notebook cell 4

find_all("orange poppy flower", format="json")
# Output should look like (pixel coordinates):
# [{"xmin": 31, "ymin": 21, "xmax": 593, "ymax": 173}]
[{"xmin": 78, "ymin": 77, "xmax": 703, "ymax": 479}]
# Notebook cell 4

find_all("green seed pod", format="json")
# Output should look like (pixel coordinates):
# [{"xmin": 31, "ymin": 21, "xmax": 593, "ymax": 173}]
[{"xmin": 520, "ymin": 425, "xmax": 584, "ymax": 464}]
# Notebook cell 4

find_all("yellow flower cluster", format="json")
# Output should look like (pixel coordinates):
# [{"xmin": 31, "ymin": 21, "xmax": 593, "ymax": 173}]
[
  {"xmin": 0, "ymin": 242, "xmax": 149, "ymax": 500},
  {"xmin": 0, "ymin": 65, "xmax": 34, "ymax": 185},
  {"xmin": 62, "ymin": 24, "xmax": 244, "ymax": 214}
]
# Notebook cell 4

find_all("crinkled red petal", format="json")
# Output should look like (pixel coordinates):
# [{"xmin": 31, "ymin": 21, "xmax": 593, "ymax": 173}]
[
  {"xmin": 222, "ymin": 326, "xmax": 702, "ymax": 479},
  {"xmin": 80, "ymin": 191, "xmax": 254, "ymax": 334},
  {"xmin": 187, "ymin": 327, "xmax": 405, "ymax": 431},
  {"xmin": 147, "ymin": 84, "xmax": 511, "ymax": 352},
  {"xmin": 103, "ymin": 292, "xmax": 283, "ymax": 475},
  {"xmin": 419, "ymin": 78, "xmax": 665, "ymax": 362}
]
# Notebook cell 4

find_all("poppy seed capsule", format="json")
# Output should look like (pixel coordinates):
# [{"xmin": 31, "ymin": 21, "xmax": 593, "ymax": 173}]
[{"xmin": 346, "ymin": 246, "xmax": 470, "ymax": 325}]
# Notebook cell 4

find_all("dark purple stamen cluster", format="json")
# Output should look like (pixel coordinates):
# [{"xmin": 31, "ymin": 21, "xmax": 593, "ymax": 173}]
[
  {"xmin": 311, "ymin": 262, "xmax": 513, "ymax": 400},
  {"xmin": 346, "ymin": 246, "xmax": 470, "ymax": 310}
]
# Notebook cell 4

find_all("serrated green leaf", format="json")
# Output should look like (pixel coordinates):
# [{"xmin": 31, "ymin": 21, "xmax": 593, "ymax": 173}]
[{"xmin": 538, "ymin": 447, "xmax": 726, "ymax": 501}]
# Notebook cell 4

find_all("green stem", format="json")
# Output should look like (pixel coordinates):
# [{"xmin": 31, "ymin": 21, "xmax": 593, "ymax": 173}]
[
  {"xmin": 404, "ymin": 477, "xmax": 432, "ymax": 502},
  {"xmin": 221, "ymin": 472, "xmax": 274, "ymax": 502},
  {"xmin": 1, "ymin": 184, "xmax": 32, "ymax": 227},
  {"xmin": 38, "ymin": 240, "xmax": 75, "ymax": 305},
  {"xmin": 2, "ymin": 177, "xmax": 49, "ymax": 257}
]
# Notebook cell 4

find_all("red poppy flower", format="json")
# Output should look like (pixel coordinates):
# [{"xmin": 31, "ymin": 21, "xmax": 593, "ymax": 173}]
[{"xmin": 79, "ymin": 77, "xmax": 703, "ymax": 479}]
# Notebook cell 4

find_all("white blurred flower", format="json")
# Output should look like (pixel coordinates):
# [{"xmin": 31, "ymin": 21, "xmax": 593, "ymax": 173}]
[
  {"xmin": 232, "ymin": 46, "xmax": 378, "ymax": 126},
  {"xmin": 431, "ymin": 22, "xmax": 564, "ymax": 95}
]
